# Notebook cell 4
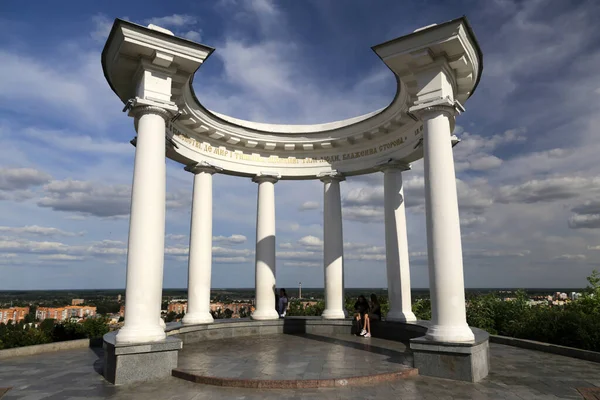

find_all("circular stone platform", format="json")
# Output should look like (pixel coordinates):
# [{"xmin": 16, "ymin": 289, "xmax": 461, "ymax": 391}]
[{"xmin": 172, "ymin": 333, "xmax": 417, "ymax": 389}]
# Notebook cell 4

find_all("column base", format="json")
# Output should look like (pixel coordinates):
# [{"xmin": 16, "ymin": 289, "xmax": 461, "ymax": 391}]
[
  {"xmin": 410, "ymin": 327, "xmax": 489, "ymax": 382},
  {"xmin": 103, "ymin": 332, "xmax": 182, "ymax": 385},
  {"xmin": 159, "ymin": 318, "xmax": 166, "ymax": 330},
  {"xmin": 182, "ymin": 313, "xmax": 214, "ymax": 325},
  {"xmin": 251, "ymin": 309, "xmax": 279, "ymax": 320},
  {"xmin": 425, "ymin": 323, "xmax": 475, "ymax": 342},
  {"xmin": 386, "ymin": 310, "xmax": 417, "ymax": 322},
  {"xmin": 322, "ymin": 309, "xmax": 346, "ymax": 319},
  {"xmin": 115, "ymin": 324, "xmax": 166, "ymax": 345}
]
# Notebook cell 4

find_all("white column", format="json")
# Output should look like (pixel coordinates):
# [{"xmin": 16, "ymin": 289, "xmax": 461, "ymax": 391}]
[
  {"xmin": 320, "ymin": 173, "xmax": 346, "ymax": 319},
  {"xmin": 382, "ymin": 163, "xmax": 417, "ymax": 322},
  {"xmin": 419, "ymin": 105, "xmax": 474, "ymax": 342},
  {"xmin": 182, "ymin": 163, "xmax": 217, "ymax": 325},
  {"xmin": 117, "ymin": 106, "xmax": 169, "ymax": 344},
  {"xmin": 251, "ymin": 174, "xmax": 279, "ymax": 320}
]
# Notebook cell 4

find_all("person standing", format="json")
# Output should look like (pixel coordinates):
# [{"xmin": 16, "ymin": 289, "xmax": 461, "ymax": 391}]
[{"xmin": 278, "ymin": 288, "xmax": 288, "ymax": 318}]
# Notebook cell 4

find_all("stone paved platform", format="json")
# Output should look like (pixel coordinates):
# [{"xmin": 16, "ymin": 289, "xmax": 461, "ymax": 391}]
[
  {"xmin": 173, "ymin": 334, "xmax": 416, "ymax": 387},
  {"xmin": 1, "ymin": 340, "xmax": 600, "ymax": 399}
]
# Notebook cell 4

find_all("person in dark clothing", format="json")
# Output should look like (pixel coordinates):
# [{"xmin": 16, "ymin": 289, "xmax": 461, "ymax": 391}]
[
  {"xmin": 353, "ymin": 295, "xmax": 369, "ymax": 336},
  {"xmin": 362, "ymin": 293, "xmax": 381, "ymax": 338}
]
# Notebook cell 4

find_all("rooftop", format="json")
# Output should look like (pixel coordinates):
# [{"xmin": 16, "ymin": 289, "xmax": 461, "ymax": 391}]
[{"xmin": 2, "ymin": 335, "xmax": 600, "ymax": 399}]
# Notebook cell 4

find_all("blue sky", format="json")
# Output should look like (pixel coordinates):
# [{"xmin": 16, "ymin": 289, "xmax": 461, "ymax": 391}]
[{"xmin": 1, "ymin": 0, "xmax": 600, "ymax": 290}]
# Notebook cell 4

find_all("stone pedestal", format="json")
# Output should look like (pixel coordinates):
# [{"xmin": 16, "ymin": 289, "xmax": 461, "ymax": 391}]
[
  {"xmin": 103, "ymin": 332, "xmax": 182, "ymax": 385},
  {"xmin": 410, "ymin": 327, "xmax": 490, "ymax": 382}
]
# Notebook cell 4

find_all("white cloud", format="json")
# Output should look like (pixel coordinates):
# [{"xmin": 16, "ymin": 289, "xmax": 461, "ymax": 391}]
[
  {"xmin": 37, "ymin": 179, "xmax": 189, "ymax": 218},
  {"xmin": 0, "ymin": 226, "xmax": 83, "ymax": 237},
  {"xmin": 299, "ymin": 201, "xmax": 319, "ymax": 211},
  {"xmin": 297, "ymin": 235, "xmax": 323, "ymax": 249},
  {"xmin": 568, "ymin": 214, "xmax": 600, "ymax": 229},
  {"xmin": 282, "ymin": 261, "xmax": 320, "ymax": 268},
  {"xmin": 90, "ymin": 14, "xmax": 113, "ymax": 43},
  {"xmin": 554, "ymin": 254, "xmax": 587, "ymax": 261},
  {"xmin": 144, "ymin": 14, "xmax": 198, "ymax": 28},
  {"xmin": 0, "ymin": 167, "xmax": 51, "ymax": 191},
  {"xmin": 496, "ymin": 177, "xmax": 600, "ymax": 204},
  {"xmin": 39, "ymin": 254, "xmax": 84, "ymax": 261},
  {"xmin": 460, "ymin": 216, "xmax": 486, "ymax": 227},
  {"xmin": 213, "ymin": 234, "xmax": 247, "ymax": 245},
  {"xmin": 182, "ymin": 30, "xmax": 202, "ymax": 42}
]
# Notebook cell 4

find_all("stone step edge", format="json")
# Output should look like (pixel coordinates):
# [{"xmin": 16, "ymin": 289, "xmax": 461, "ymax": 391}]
[{"xmin": 171, "ymin": 367, "xmax": 418, "ymax": 389}]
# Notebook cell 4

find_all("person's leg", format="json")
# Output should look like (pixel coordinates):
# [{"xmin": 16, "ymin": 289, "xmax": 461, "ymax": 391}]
[
  {"xmin": 359, "ymin": 313, "xmax": 367, "ymax": 335},
  {"xmin": 366, "ymin": 314, "xmax": 371, "ymax": 333}
]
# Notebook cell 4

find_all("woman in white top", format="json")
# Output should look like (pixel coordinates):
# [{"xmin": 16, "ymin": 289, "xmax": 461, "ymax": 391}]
[{"xmin": 278, "ymin": 288, "xmax": 288, "ymax": 318}]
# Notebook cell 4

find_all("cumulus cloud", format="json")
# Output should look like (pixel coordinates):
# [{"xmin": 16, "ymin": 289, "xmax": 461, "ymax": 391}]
[
  {"xmin": 454, "ymin": 128, "xmax": 526, "ymax": 172},
  {"xmin": 0, "ymin": 225, "xmax": 83, "ymax": 237},
  {"xmin": 568, "ymin": 214, "xmax": 600, "ymax": 229},
  {"xmin": 297, "ymin": 235, "xmax": 323, "ymax": 249},
  {"xmin": 36, "ymin": 179, "xmax": 189, "ymax": 218},
  {"xmin": 144, "ymin": 14, "xmax": 198, "ymax": 27},
  {"xmin": 0, "ymin": 167, "xmax": 51, "ymax": 191},
  {"xmin": 460, "ymin": 216, "xmax": 486, "ymax": 227},
  {"xmin": 299, "ymin": 201, "xmax": 319, "ymax": 211},
  {"xmin": 39, "ymin": 254, "xmax": 84, "ymax": 261},
  {"xmin": 90, "ymin": 14, "xmax": 114, "ymax": 43},
  {"xmin": 282, "ymin": 261, "xmax": 320, "ymax": 268},
  {"xmin": 213, "ymin": 234, "xmax": 247, "ymax": 245},
  {"xmin": 554, "ymin": 254, "xmax": 587, "ymax": 261},
  {"xmin": 496, "ymin": 177, "xmax": 600, "ymax": 204},
  {"xmin": 568, "ymin": 200, "xmax": 600, "ymax": 229}
]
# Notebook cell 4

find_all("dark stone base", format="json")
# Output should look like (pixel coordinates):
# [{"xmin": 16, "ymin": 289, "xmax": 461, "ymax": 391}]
[
  {"xmin": 103, "ymin": 332, "xmax": 182, "ymax": 385},
  {"xmin": 410, "ymin": 327, "xmax": 490, "ymax": 382}
]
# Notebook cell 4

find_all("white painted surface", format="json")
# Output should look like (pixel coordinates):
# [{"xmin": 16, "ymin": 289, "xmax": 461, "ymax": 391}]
[
  {"xmin": 117, "ymin": 109, "xmax": 168, "ymax": 344},
  {"xmin": 251, "ymin": 175, "xmax": 279, "ymax": 320},
  {"xmin": 321, "ymin": 175, "xmax": 346, "ymax": 319},
  {"xmin": 383, "ymin": 166, "xmax": 417, "ymax": 322},
  {"xmin": 421, "ymin": 108, "xmax": 474, "ymax": 342},
  {"xmin": 183, "ymin": 167, "xmax": 215, "ymax": 325}
]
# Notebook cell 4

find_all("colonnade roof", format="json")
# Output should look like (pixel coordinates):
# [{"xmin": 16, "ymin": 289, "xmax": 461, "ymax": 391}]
[{"xmin": 102, "ymin": 17, "xmax": 482, "ymax": 179}]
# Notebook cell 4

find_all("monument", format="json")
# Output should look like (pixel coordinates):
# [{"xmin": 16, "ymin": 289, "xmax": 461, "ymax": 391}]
[{"xmin": 101, "ymin": 16, "xmax": 487, "ymax": 385}]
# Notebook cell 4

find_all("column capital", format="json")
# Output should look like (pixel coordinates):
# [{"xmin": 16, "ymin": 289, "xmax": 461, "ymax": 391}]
[
  {"xmin": 128, "ymin": 98, "xmax": 179, "ymax": 122},
  {"xmin": 253, "ymin": 172, "xmax": 280, "ymax": 184},
  {"xmin": 318, "ymin": 171, "xmax": 345, "ymax": 183},
  {"xmin": 408, "ymin": 97, "xmax": 464, "ymax": 121},
  {"xmin": 378, "ymin": 161, "xmax": 411, "ymax": 173},
  {"xmin": 184, "ymin": 162, "xmax": 222, "ymax": 175}
]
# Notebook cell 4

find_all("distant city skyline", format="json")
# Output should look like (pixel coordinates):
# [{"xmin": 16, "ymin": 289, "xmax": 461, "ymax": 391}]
[{"xmin": 1, "ymin": 0, "xmax": 600, "ymax": 289}]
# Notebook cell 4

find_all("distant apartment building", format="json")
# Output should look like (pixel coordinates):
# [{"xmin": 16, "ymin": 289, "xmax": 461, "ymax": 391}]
[
  {"xmin": 168, "ymin": 303, "xmax": 187, "ymax": 314},
  {"xmin": 36, "ymin": 306, "xmax": 97, "ymax": 322},
  {"xmin": 71, "ymin": 299, "xmax": 85, "ymax": 306},
  {"xmin": 0, "ymin": 307, "xmax": 30, "ymax": 324},
  {"xmin": 36, "ymin": 307, "xmax": 68, "ymax": 322}
]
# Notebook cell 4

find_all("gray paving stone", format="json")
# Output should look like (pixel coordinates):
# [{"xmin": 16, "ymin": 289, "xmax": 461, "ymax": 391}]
[{"xmin": 1, "ymin": 337, "xmax": 600, "ymax": 399}]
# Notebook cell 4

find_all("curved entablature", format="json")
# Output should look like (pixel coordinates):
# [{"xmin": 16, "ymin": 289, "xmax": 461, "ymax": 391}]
[{"xmin": 102, "ymin": 17, "xmax": 482, "ymax": 179}]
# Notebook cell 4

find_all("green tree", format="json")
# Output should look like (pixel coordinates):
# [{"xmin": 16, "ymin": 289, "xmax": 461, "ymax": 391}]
[
  {"xmin": 39, "ymin": 319, "xmax": 55, "ymax": 334},
  {"xmin": 82, "ymin": 317, "xmax": 109, "ymax": 338}
]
